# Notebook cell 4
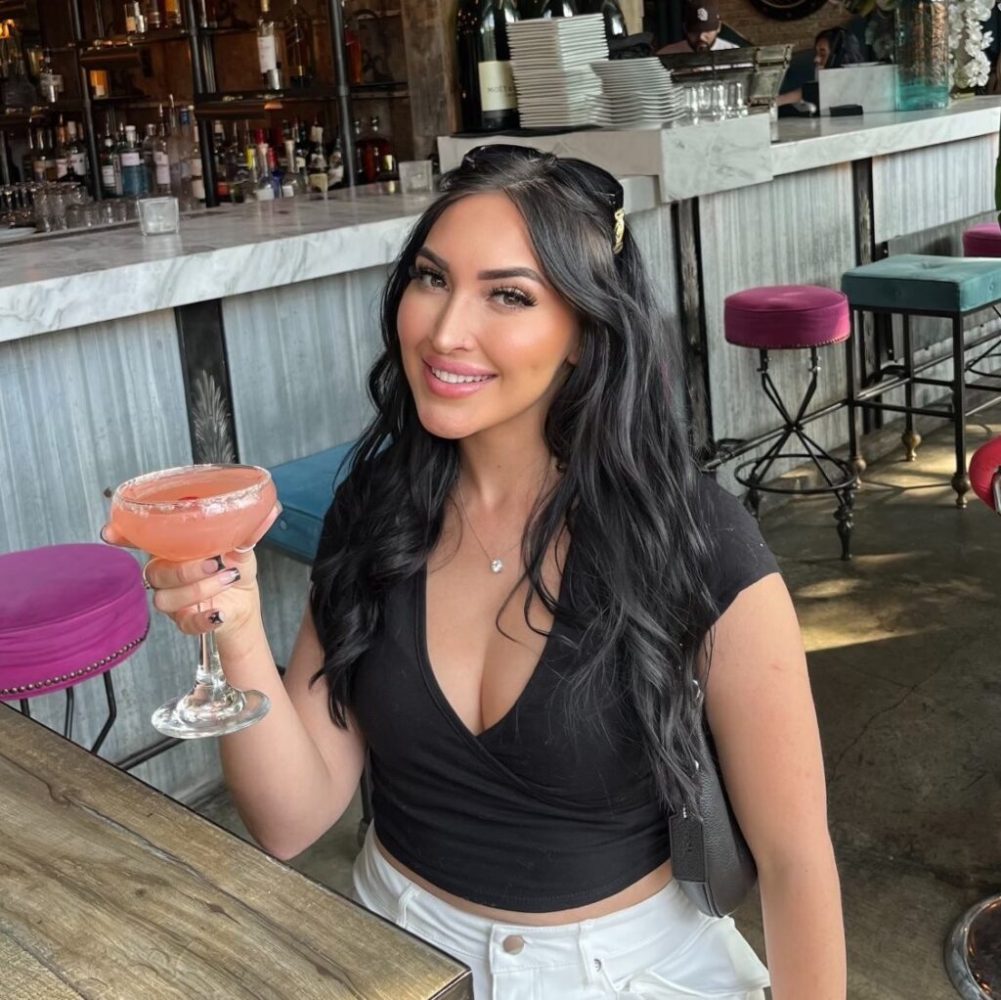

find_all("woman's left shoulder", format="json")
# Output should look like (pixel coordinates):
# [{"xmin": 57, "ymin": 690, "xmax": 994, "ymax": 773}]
[{"xmin": 691, "ymin": 474, "xmax": 782, "ymax": 618}]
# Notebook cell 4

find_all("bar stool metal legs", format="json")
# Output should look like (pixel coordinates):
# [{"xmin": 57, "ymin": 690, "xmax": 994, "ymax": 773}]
[
  {"xmin": 946, "ymin": 894, "xmax": 1001, "ymax": 999},
  {"xmin": 734, "ymin": 347, "xmax": 858, "ymax": 560}
]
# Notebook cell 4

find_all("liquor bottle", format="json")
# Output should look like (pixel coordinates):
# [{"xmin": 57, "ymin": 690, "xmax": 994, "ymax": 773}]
[
  {"xmin": 281, "ymin": 138, "xmax": 305, "ymax": 196},
  {"xmin": 65, "ymin": 121, "xmax": 89, "ymax": 187},
  {"xmin": 38, "ymin": 49, "xmax": 63, "ymax": 104},
  {"xmin": 120, "ymin": 124, "xmax": 145, "ymax": 197},
  {"xmin": 124, "ymin": 1, "xmax": 147, "ymax": 35},
  {"xmin": 357, "ymin": 116, "xmax": 394, "ymax": 183},
  {"xmin": 151, "ymin": 120, "xmax": 171, "ymax": 195},
  {"xmin": 326, "ymin": 131, "xmax": 344, "ymax": 189},
  {"xmin": 99, "ymin": 122, "xmax": 119, "ymax": 196},
  {"xmin": 284, "ymin": 0, "xmax": 315, "ymax": 88},
  {"xmin": 257, "ymin": 0, "xmax": 283, "ymax": 90},
  {"xmin": 21, "ymin": 129, "xmax": 35, "ymax": 187},
  {"xmin": 146, "ymin": 0, "xmax": 164, "ymax": 30},
  {"xmin": 456, "ymin": 0, "xmax": 519, "ymax": 133},
  {"xmin": 307, "ymin": 123, "xmax": 327, "ymax": 194},
  {"xmin": 32, "ymin": 128, "xmax": 51, "ymax": 184},
  {"xmin": 212, "ymin": 119, "xmax": 230, "ymax": 201},
  {"xmin": 253, "ymin": 142, "xmax": 275, "ymax": 200},
  {"xmin": 294, "ymin": 119, "xmax": 310, "ymax": 175},
  {"xmin": 164, "ymin": 0, "xmax": 183, "ymax": 28},
  {"xmin": 351, "ymin": 118, "xmax": 364, "ymax": 183},
  {"xmin": 189, "ymin": 129, "xmax": 205, "ymax": 203},
  {"xmin": 142, "ymin": 123, "xmax": 158, "ymax": 191},
  {"xmin": 53, "ymin": 119, "xmax": 69, "ymax": 181}
]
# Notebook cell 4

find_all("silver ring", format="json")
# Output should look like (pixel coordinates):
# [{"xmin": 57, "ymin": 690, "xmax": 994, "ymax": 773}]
[{"xmin": 141, "ymin": 560, "xmax": 156, "ymax": 591}]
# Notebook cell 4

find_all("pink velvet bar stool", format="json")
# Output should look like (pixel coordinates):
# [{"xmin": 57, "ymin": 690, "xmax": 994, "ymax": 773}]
[
  {"xmin": 962, "ymin": 223, "xmax": 1001, "ymax": 385},
  {"xmin": 962, "ymin": 223, "xmax": 1001, "ymax": 258},
  {"xmin": 0, "ymin": 543, "xmax": 150, "ymax": 753},
  {"xmin": 724, "ymin": 284, "xmax": 859, "ymax": 559}
]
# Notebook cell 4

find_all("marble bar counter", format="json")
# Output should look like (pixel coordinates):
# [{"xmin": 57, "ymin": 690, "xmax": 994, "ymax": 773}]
[{"xmin": 0, "ymin": 177, "xmax": 657, "ymax": 344}]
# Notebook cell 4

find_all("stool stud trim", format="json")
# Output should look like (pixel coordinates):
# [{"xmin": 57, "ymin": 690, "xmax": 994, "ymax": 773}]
[{"xmin": 0, "ymin": 623, "xmax": 150, "ymax": 697}]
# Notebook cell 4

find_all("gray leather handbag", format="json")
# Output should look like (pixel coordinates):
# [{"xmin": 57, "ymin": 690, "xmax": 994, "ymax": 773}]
[{"xmin": 668, "ymin": 715, "xmax": 757, "ymax": 918}]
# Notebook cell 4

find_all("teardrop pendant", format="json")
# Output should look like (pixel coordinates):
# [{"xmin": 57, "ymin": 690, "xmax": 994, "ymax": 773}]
[{"xmin": 490, "ymin": 559, "xmax": 504, "ymax": 574}]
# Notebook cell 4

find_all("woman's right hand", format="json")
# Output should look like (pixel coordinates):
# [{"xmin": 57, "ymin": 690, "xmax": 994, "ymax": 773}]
[{"xmin": 100, "ymin": 502, "xmax": 282, "ymax": 639}]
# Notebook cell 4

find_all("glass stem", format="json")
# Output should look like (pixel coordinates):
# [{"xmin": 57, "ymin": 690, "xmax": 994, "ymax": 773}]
[{"xmin": 194, "ymin": 607, "xmax": 228, "ymax": 693}]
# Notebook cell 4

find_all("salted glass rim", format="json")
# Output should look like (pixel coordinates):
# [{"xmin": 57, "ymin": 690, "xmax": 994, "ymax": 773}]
[{"xmin": 112, "ymin": 463, "xmax": 273, "ymax": 514}]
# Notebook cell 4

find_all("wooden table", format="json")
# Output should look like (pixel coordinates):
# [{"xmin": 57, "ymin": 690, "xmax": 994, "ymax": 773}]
[{"xmin": 0, "ymin": 705, "xmax": 472, "ymax": 1000}]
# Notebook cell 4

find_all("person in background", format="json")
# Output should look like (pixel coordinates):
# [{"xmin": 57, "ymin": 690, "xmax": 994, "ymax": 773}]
[
  {"xmin": 777, "ymin": 24, "xmax": 867, "ymax": 110},
  {"xmin": 813, "ymin": 26, "xmax": 866, "ymax": 69},
  {"xmin": 658, "ymin": 0, "xmax": 739, "ymax": 54}
]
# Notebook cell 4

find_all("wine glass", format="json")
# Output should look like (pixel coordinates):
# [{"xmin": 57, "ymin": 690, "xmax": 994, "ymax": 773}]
[{"xmin": 110, "ymin": 463, "xmax": 276, "ymax": 738}]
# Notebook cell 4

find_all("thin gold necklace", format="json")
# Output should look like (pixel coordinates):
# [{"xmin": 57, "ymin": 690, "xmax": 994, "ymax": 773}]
[{"xmin": 455, "ymin": 483, "xmax": 523, "ymax": 574}]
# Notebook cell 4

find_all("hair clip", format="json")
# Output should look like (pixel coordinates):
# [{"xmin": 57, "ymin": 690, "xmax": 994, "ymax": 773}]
[{"xmin": 613, "ymin": 208, "xmax": 625, "ymax": 255}]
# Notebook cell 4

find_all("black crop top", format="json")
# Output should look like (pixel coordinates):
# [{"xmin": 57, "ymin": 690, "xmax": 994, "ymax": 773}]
[{"xmin": 311, "ymin": 475, "xmax": 779, "ymax": 911}]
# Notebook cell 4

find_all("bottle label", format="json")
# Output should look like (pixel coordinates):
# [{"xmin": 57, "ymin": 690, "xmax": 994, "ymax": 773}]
[
  {"xmin": 101, "ymin": 164, "xmax": 116, "ymax": 188},
  {"xmin": 70, "ymin": 152, "xmax": 87, "ymax": 176},
  {"xmin": 190, "ymin": 156, "xmax": 203, "ymax": 178},
  {"xmin": 478, "ymin": 60, "xmax": 516, "ymax": 113},
  {"xmin": 256, "ymin": 185, "xmax": 275, "ymax": 201},
  {"xmin": 121, "ymin": 151, "xmax": 141, "ymax": 166},
  {"xmin": 308, "ymin": 171, "xmax": 327, "ymax": 193},
  {"xmin": 294, "ymin": 154, "xmax": 306, "ymax": 171},
  {"xmin": 257, "ymin": 34, "xmax": 278, "ymax": 73},
  {"xmin": 154, "ymin": 151, "xmax": 170, "ymax": 184},
  {"xmin": 192, "ymin": 177, "xmax": 205, "ymax": 200},
  {"xmin": 33, "ymin": 160, "xmax": 47, "ymax": 182},
  {"xmin": 126, "ymin": 13, "xmax": 137, "ymax": 31},
  {"xmin": 56, "ymin": 157, "xmax": 68, "ymax": 178}
]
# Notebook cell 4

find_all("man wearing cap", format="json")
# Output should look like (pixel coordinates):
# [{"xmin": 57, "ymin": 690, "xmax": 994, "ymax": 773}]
[{"xmin": 658, "ymin": 0, "xmax": 739, "ymax": 54}]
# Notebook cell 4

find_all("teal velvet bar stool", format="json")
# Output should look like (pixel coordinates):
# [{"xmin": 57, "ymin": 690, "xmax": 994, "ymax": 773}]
[
  {"xmin": 260, "ymin": 440, "xmax": 374, "ymax": 842},
  {"xmin": 842, "ymin": 254, "xmax": 1001, "ymax": 507}
]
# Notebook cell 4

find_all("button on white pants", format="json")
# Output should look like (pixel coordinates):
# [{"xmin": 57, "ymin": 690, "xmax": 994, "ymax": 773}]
[{"xmin": 352, "ymin": 828, "xmax": 770, "ymax": 1000}]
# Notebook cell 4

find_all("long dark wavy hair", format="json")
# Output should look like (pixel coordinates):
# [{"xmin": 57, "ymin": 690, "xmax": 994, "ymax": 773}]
[{"xmin": 310, "ymin": 146, "xmax": 717, "ymax": 814}]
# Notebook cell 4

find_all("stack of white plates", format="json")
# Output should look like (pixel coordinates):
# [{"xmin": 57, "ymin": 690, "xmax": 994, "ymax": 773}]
[
  {"xmin": 508, "ymin": 15, "xmax": 608, "ymax": 129},
  {"xmin": 591, "ymin": 58, "xmax": 687, "ymax": 128}
]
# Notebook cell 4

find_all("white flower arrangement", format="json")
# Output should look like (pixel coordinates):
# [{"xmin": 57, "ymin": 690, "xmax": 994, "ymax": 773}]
[{"xmin": 950, "ymin": 0, "xmax": 997, "ymax": 90}]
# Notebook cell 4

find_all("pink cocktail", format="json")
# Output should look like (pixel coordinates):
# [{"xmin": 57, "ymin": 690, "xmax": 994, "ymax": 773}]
[
  {"xmin": 110, "ymin": 464, "xmax": 275, "ymax": 738},
  {"xmin": 112, "ymin": 466, "xmax": 277, "ymax": 562}
]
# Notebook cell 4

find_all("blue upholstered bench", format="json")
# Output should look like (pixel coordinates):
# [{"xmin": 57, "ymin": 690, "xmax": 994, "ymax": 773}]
[
  {"xmin": 841, "ymin": 254, "xmax": 1001, "ymax": 507},
  {"xmin": 262, "ymin": 441, "xmax": 356, "ymax": 563}
]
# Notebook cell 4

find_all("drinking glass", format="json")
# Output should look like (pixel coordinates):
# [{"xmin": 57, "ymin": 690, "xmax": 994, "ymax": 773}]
[
  {"xmin": 398, "ymin": 159, "xmax": 433, "ymax": 194},
  {"xmin": 110, "ymin": 464, "xmax": 276, "ymax": 738},
  {"xmin": 138, "ymin": 195, "xmax": 179, "ymax": 235}
]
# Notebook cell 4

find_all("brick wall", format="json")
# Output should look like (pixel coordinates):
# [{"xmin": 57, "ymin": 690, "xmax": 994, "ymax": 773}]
[{"xmin": 720, "ymin": 0, "xmax": 851, "ymax": 52}]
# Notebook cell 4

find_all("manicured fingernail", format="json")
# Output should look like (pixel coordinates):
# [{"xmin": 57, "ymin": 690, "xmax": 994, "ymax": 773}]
[
  {"xmin": 203, "ymin": 556, "xmax": 224, "ymax": 575},
  {"xmin": 220, "ymin": 568, "xmax": 241, "ymax": 585},
  {"xmin": 207, "ymin": 610, "xmax": 224, "ymax": 626}
]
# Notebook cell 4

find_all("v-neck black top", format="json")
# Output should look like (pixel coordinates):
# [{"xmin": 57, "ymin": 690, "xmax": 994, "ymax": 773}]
[{"xmin": 311, "ymin": 475, "xmax": 779, "ymax": 911}]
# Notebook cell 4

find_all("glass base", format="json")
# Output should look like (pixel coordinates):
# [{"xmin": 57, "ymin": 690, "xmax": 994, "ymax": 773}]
[{"xmin": 151, "ymin": 685, "xmax": 270, "ymax": 739}]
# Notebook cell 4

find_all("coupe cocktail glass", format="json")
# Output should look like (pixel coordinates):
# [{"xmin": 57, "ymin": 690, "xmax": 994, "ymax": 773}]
[{"xmin": 111, "ymin": 464, "xmax": 276, "ymax": 738}]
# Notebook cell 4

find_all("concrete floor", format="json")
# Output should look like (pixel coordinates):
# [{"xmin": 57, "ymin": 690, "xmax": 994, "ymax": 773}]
[{"xmin": 198, "ymin": 413, "xmax": 1001, "ymax": 1000}]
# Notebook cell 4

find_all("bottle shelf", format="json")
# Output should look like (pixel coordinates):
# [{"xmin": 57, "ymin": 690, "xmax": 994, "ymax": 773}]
[
  {"xmin": 195, "ymin": 87, "xmax": 339, "ymax": 114},
  {"xmin": 82, "ymin": 29, "xmax": 192, "ymax": 48},
  {"xmin": 196, "ymin": 24, "xmax": 256, "ymax": 36},
  {"xmin": 0, "ymin": 99, "xmax": 86, "ymax": 129}
]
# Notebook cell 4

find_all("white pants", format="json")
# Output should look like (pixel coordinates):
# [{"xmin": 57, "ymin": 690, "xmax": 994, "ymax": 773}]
[{"xmin": 352, "ymin": 828, "xmax": 770, "ymax": 1000}]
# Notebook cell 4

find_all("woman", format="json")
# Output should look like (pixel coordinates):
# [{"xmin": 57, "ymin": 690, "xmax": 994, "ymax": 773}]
[
  {"xmin": 107, "ymin": 146, "xmax": 845, "ymax": 998},
  {"xmin": 779, "ymin": 25, "xmax": 867, "ymax": 110},
  {"xmin": 814, "ymin": 26, "xmax": 866, "ymax": 70}
]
